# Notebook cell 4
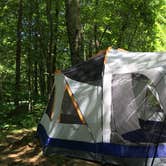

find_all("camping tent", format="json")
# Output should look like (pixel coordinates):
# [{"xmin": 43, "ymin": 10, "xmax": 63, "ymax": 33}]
[{"xmin": 37, "ymin": 47, "xmax": 166, "ymax": 166}]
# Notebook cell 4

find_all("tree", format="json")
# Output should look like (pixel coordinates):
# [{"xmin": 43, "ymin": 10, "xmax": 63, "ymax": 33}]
[
  {"xmin": 65, "ymin": 0, "xmax": 83, "ymax": 65},
  {"xmin": 0, "ymin": 0, "xmax": 165, "ymax": 108},
  {"xmin": 46, "ymin": 0, "xmax": 53, "ymax": 93},
  {"xmin": 15, "ymin": 0, "xmax": 23, "ymax": 109}
]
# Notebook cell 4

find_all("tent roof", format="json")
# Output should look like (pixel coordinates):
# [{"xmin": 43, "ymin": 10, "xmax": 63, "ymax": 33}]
[
  {"xmin": 63, "ymin": 53, "xmax": 104, "ymax": 84},
  {"xmin": 106, "ymin": 49, "xmax": 166, "ymax": 74},
  {"xmin": 62, "ymin": 48, "xmax": 166, "ymax": 83}
]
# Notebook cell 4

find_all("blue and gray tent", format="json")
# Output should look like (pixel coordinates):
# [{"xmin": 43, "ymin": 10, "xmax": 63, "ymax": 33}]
[{"xmin": 37, "ymin": 47, "xmax": 166, "ymax": 166}]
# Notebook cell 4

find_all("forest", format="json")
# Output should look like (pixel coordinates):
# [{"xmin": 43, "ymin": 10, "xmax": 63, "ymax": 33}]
[{"xmin": 0, "ymin": 0, "xmax": 166, "ymax": 165}]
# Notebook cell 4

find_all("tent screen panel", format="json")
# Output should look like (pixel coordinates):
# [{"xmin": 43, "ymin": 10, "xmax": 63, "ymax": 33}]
[
  {"xmin": 63, "ymin": 54, "xmax": 104, "ymax": 85},
  {"xmin": 131, "ymin": 73, "xmax": 163, "ymax": 120},
  {"xmin": 111, "ymin": 73, "xmax": 140, "ymax": 135},
  {"xmin": 112, "ymin": 73, "xmax": 164, "ymax": 142},
  {"xmin": 116, "ymin": 73, "xmax": 165, "ymax": 143},
  {"xmin": 45, "ymin": 87, "xmax": 55, "ymax": 119},
  {"xmin": 59, "ymin": 88, "xmax": 83, "ymax": 124}
]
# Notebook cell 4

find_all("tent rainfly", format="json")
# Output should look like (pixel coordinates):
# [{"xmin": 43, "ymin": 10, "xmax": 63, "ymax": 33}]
[{"xmin": 37, "ymin": 47, "xmax": 166, "ymax": 166}]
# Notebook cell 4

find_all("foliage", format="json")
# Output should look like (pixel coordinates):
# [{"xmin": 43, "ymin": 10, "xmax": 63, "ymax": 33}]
[
  {"xmin": 0, "ymin": 2, "xmax": 165, "ymax": 165},
  {"xmin": 0, "ymin": 0, "xmax": 165, "ymax": 130},
  {"xmin": 0, "ymin": 102, "xmax": 45, "ymax": 133},
  {"xmin": 154, "ymin": 0, "xmax": 166, "ymax": 51}
]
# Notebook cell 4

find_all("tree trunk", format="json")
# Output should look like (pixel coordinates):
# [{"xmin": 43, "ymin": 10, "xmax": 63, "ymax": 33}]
[
  {"xmin": 46, "ymin": 0, "xmax": 53, "ymax": 93},
  {"xmin": 0, "ymin": 75, "xmax": 2, "ymax": 102},
  {"xmin": 116, "ymin": 13, "xmax": 129, "ymax": 48},
  {"xmin": 15, "ymin": 0, "xmax": 23, "ymax": 110},
  {"xmin": 39, "ymin": 61, "xmax": 46, "ymax": 97},
  {"xmin": 27, "ymin": 2, "xmax": 33, "ymax": 111},
  {"xmin": 65, "ymin": 0, "xmax": 83, "ymax": 65},
  {"xmin": 116, "ymin": 23, "xmax": 127, "ymax": 48},
  {"xmin": 34, "ymin": 62, "xmax": 38, "ymax": 98},
  {"xmin": 52, "ymin": 0, "xmax": 60, "ymax": 73},
  {"xmin": 34, "ymin": 0, "xmax": 47, "ymax": 97},
  {"xmin": 93, "ymin": 0, "xmax": 99, "ymax": 53}
]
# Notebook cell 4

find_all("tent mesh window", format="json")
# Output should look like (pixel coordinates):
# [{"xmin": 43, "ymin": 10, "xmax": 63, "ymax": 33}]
[
  {"xmin": 59, "ymin": 89, "xmax": 83, "ymax": 124},
  {"xmin": 111, "ymin": 73, "xmax": 141, "ymax": 142},
  {"xmin": 45, "ymin": 86, "xmax": 55, "ymax": 120},
  {"xmin": 63, "ymin": 54, "xmax": 104, "ymax": 85},
  {"xmin": 132, "ymin": 74, "xmax": 163, "ymax": 122},
  {"xmin": 112, "ymin": 73, "xmax": 165, "ymax": 143}
]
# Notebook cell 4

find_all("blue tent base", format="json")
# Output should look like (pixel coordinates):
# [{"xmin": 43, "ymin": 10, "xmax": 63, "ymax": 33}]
[{"xmin": 37, "ymin": 124, "xmax": 166, "ymax": 158}]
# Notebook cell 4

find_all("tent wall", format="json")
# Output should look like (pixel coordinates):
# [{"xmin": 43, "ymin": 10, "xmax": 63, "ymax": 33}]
[
  {"xmin": 65, "ymin": 76, "xmax": 102, "ymax": 142},
  {"xmin": 38, "ymin": 73, "xmax": 103, "ymax": 156},
  {"xmin": 37, "ymin": 48, "xmax": 166, "ymax": 166},
  {"xmin": 102, "ymin": 49, "xmax": 166, "ymax": 165}
]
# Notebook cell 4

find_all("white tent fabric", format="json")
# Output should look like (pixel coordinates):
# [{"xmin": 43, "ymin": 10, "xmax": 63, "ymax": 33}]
[
  {"xmin": 65, "ymin": 76, "xmax": 102, "ymax": 142},
  {"xmin": 106, "ymin": 49, "xmax": 166, "ymax": 74},
  {"xmin": 105, "ymin": 49, "xmax": 166, "ymax": 113},
  {"xmin": 37, "ymin": 48, "xmax": 166, "ymax": 166}
]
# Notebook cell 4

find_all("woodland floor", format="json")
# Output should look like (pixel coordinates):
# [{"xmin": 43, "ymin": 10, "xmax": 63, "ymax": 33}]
[
  {"xmin": 0, "ymin": 104, "xmax": 113, "ymax": 166},
  {"xmin": 0, "ymin": 128, "xmax": 101, "ymax": 166},
  {"xmin": 0, "ymin": 103, "xmax": 100, "ymax": 166}
]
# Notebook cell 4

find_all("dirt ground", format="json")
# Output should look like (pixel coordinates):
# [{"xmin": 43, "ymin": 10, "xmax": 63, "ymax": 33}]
[{"xmin": 0, "ymin": 128, "xmax": 100, "ymax": 166}]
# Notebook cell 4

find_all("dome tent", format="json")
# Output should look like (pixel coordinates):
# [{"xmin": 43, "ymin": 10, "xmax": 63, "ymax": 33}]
[{"xmin": 37, "ymin": 47, "xmax": 166, "ymax": 166}]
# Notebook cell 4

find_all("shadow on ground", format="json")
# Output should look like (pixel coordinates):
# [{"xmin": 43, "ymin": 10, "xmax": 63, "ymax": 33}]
[
  {"xmin": 0, "ymin": 129, "xmax": 100, "ymax": 166},
  {"xmin": 0, "ymin": 104, "xmax": 108, "ymax": 166}
]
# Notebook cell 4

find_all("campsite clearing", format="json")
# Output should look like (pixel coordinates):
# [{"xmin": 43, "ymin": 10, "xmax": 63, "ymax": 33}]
[{"xmin": 0, "ymin": 128, "xmax": 100, "ymax": 166}]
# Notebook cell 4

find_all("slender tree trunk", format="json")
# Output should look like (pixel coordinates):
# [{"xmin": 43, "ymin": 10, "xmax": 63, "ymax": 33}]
[
  {"xmin": 33, "ymin": 2, "xmax": 39, "ymax": 99},
  {"xmin": 0, "ymin": 75, "xmax": 2, "ymax": 102},
  {"xmin": 34, "ymin": 0, "xmax": 47, "ymax": 97},
  {"xmin": 94, "ymin": 0, "xmax": 99, "ymax": 53},
  {"xmin": 94, "ymin": 24, "xmax": 98, "ymax": 52},
  {"xmin": 27, "ymin": 3, "xmax": 33, "ymax": 111},
  {"xmin": 52, "ymin": 0, "xmax": 60, "ymax": 73},
  {"xmin": 27, "ymin": 1, "xmax": 34, "ymax": 112},
  {"xmin": 37, "ymin": 37, "xmax": 47, "ymax": 97},
  {"xmin": 15, "ymin": 0, "xmax": 23, "ymax": 110},
  {"xmin": 34, "ymin": 33, "xmax": 46, "ymax": 98},
  {"xmin": 116, "ymin": 23, "xmax": 127, "ymax": 48},
  {"xmin": 88, "ymin": 39, "xmax": 93, "ymax": 57},
  {"xmin": 46, "ymin": 0, "xmax": 53, "ymax": 93},
  {"xmin": 65, "ymin": 0, "xmax": 83, "ymax": 65},
  {"xmin": 39, "ymin": 61, "xmax": 46, "ymax": 97},
  {"xmin": 116, "ymin": 14, "xmax": 129, "ymax": 48},
  {"xmin": 127, "ymin": 24, "xmax": 138, "ymax": 50},
  {"xmin": 34, "ymin": 62, "xmax": 38, "ymax": 97}
]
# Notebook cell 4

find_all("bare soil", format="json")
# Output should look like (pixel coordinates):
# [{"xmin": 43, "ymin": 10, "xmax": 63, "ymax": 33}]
[{"xmin": 0, "ymin": 129, "xmax": 100, "ymax": 166}]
